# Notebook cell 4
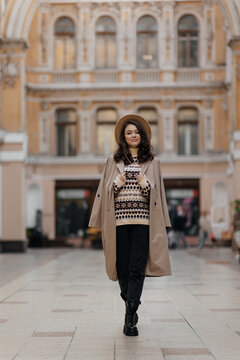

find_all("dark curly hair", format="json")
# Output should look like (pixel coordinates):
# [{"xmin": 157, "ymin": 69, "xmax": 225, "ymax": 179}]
[{"xmin": 114, "ymin": 120, "xmax": 154, "ymax": 164}]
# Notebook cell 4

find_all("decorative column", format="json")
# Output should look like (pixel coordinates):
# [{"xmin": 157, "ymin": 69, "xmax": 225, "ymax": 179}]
[
  {"xmin": 203, "ymin": 2, "xmax": 215, "ymax": 67},
  {"xmin": 230, "ymin": 37, "xmax": 240, "ymax": 200},
  {"xmin": 203, "ymin": 100, "xmax": 214, "ymax": 152},
  {"xmin": 161, "ymin": 2, "xmax": 175, "ymax": 71},
  {"xmin": 0, "ymin": 39, "xmax": 28, "ymax": 252},
  {"xmin": 79, "ymin": 100, "xmax": 92, "ymax": 154},
  {"xmin": 162, "ymin": 103, "xmax": 175, "ymax": 154}
]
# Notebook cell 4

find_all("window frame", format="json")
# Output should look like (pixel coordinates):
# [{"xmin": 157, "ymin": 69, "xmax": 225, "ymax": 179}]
[
  {"xmin": 54, "ymin": 16, "xmax": 76, "ymax": 70},
  {"xmin": 177, "ymin": 14, "xmax": 199, "ymax": 68},
  {"xmin": 177, "ymin": 107, "xmax": 199, "ymax": 156},
  {"xmin": 136, "ymin": 15, "xmax": 158, "ymax": 69},
  {"xmin": 95, "ymin": 16, "xmax": 117, "ymax": 69},
  {"xmin": 55, "ymin": 108, "xmax": 78, "ymax": 157}
]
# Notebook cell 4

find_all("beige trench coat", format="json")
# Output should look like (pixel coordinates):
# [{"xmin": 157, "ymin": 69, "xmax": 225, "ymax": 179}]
[{"xmin": 89, "ymin": 154, "xmax": 172, "ymax": 281}]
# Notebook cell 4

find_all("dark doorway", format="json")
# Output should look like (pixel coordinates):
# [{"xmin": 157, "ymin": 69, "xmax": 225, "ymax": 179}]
[{"xmin": 164, "ymin": 179, "xmax": 199, "ymax": 236}]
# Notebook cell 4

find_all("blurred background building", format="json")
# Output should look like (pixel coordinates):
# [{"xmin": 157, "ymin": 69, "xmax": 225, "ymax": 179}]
[{"xmin": 0, "ymin": 0, "xmax": 240, "ymax": 251}]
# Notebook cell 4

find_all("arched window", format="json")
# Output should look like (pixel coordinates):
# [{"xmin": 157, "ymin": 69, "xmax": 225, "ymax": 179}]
[
  {"xmin": 56, "ymin": 109, "xmax": 77, "ymax": 156},
  {"xmin": 137, "ymin": 16, "xmax": 158, "ymax": 69},
  {"xmin": 96, "ymin": 16, "xmax": 117, "ymax": 69},
  {"xmin": 97, "ymin": 108, "xmax": 117, "ymax": 155},
  {"xmin": 178, "ymin": 108, "xmax": 198, "ymax": 155},
  {"xmin": 178, "ymin": 15, "xmax": 199, "ymax": 67},
  {"xmin": 138, "ymin": 107, "xmax": 158, "ymax": 153},
  {"xmin": 54, "ymin": 17, "xmax": 76, "ymax": 69}
]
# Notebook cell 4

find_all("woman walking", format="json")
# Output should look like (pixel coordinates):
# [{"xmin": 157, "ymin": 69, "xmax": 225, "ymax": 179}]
[{"xmin": 89, "ymin": 114, "xmax": 171, "ymax": 336}]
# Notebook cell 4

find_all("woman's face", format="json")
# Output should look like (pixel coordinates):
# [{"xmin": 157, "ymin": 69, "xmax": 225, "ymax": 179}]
[{"xmin": 124, "ymin": 124, "xmax": 141, "ymax": 148}]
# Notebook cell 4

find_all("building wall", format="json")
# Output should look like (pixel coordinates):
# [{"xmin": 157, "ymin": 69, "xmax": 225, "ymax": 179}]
[{"xmin": 1, "ymin": 0, "xmax": 240, "ymax": 245}]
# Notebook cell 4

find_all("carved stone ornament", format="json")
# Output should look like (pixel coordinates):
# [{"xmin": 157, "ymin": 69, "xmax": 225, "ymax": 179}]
[{"xmin": 0, "ymin": 58, "xmax": 19, "ymax": 87}]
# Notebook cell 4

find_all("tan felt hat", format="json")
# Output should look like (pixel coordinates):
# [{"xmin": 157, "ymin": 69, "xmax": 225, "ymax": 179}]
[{"xmin": 115, "ymin": 114, "xmax": 151, "ymax": 145}]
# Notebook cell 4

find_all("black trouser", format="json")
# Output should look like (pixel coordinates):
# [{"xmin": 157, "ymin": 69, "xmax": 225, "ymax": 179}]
[{"xmin": 116, "ymin": 224, "xmax": 149, "ymax": 304}]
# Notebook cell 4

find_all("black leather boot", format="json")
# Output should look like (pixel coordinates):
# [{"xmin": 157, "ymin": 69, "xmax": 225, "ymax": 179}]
[
  {"xmin": 123, "ymin": 301, "xmax": 139, "ymax": 336},
  {"xmin": 125, "ymin": 301, "xmax": 138, "ymax": 325}
]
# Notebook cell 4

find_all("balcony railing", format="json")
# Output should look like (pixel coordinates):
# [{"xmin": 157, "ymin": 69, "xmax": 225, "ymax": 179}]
[
  {"xmin": 136, "ymin": 70, "xmax": 159, "ymax": 83},
  {"xmin": 177, "ymin": 69, "xmax": 201, "ymax": 83},
  {"xmin": 53, "ymin": 71, "xmax": 77, "ymax": 83},
  {"xmin": 94, "ymin": 71, "xmax": 118, "ymax": 83}
]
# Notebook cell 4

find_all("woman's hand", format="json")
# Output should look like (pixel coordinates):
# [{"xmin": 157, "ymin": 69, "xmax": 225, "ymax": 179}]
[
  {"xmin": 137, "ymin": 172, "xmax": 145, "ymax": 184},
  {"xmin": 118, "ymin": 172, "xmax": 126, "ymax": 183}
]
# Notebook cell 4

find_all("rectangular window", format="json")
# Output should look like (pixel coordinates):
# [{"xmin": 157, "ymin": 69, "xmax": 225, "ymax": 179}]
[{"xmin": 97, "ymin": 109, "xmax": 117, "ymax": 155}]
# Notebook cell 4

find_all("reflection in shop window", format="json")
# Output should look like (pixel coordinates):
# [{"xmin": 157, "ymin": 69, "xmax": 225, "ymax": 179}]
[
  {"xmin": 96, "ymin": 16, "xmax": 117, "ymax": 69},
  {"xmin": 137, "ymin": 107, "xmax": 159, "ymax": 153},
  {"xmin": 178, "ymin": 108, "xmax": 198, "ymax": 155},
  {"xmin": 178, "ymin": 15, "xmax": 199, "ymax": 67},
  {"xmin": 54, "ymin": 17, "xmax": 76, "ymax": 69},
  {"xmin": 137, "ymin": 16, "xmax": 158, "ymax": 69},
  {"xmin": 97, "ymin": 108, "xmax": 117, "ymax": 156},
  {"xmin": 56, "ymin": 109, "xmax": 77, "ymax": 156}
]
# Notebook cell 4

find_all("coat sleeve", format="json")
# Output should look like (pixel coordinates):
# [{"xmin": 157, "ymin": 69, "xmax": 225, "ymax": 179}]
[
  {"xmin": 158, "ymin": 159, "xmax": 171, "ymax": 228},
  {"xmin": 88, "ymin": 157, "xmax": 110, "ymax": 228}
]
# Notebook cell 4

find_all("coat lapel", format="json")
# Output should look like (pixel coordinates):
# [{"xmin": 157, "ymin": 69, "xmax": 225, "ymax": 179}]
[{"xmin": 116, "ymin": 161, "xmax": 124, "ymax": 173}]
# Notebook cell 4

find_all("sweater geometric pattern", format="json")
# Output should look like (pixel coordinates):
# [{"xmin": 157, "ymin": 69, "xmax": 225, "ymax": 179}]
[{"xmin": 113, "ymin": 157, "xmax": 151, "ymax": 226}]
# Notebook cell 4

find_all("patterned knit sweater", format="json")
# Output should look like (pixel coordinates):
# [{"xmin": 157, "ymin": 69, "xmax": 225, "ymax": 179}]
[{"xmin": 113, "ymin": 157, "xmax": 151, "ymax": 226}]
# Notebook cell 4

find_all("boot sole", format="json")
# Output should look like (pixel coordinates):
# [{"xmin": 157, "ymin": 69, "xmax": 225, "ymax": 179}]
[{"xmin": 123, "ymin": 325, "xmax": 138, "ymax": 336}]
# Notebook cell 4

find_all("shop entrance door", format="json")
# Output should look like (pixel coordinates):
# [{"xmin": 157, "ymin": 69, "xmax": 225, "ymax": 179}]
[{"xmin": 55, "ymin": 180, "xmax": 99, "ymax": 239}]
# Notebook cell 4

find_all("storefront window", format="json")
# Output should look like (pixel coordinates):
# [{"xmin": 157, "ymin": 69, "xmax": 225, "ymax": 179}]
[
  {"xmin": 166, "ymin": 187, "xmax": 199, "ymax": 235},
  {"xmin": 56, "ymin": 189, "xmax": 90, "ymax": 238}
]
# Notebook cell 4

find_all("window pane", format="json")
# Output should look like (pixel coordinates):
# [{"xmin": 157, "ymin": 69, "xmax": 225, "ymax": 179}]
[
  {"xmin": 55, "ymin": 39, "xmax": 65, "ymax": 70},
  {"xmin": 97, "ymin": 109, "xmax": 117, "ymax": 123},
  {"xmin": 97, "ymin": 124, "xmax": 116, "ymax": 156},
  {"xmin": 97, "ymin": 108, "xmax": 117, "ymax": 155},
  {"xmin": 96, "ymin": 16, "xmax": 116, "ymax": 32},
  {"xmin": 150, "ymin": 123, "xmax": 158, "ymax": 153},
  {"xmin": 190, "ymin": 40, "xmax": 198, "ymax": 67},
  {"xmin": 55, "ymin": 17, "xmax": 75, "ymax": 35},
  {"xmin": 107, "ymin": 35, "xmax": 117, "ymax": 68},
  {"xmin": 190, "ymin": 124, "xmax": 198, "ymax": 154},
  {"xmin": 96, "ymin": 24, "xmax": 116, "ymax": 69},
  {"xmin": 178, "ymin": 123, "xmax": 198, "ymax": 155},
  {"xmin": 178, "ymin": 15, "xmax": 199, "ymax": 68},
  {"xmin": 57, "ymin": 109, "xmax": 77, "ymax": 123},
  {"xmin": 137, "ymin": 16, "xmax": 158, "ymax": 69},
  {"xmin": 137, "ymin": 33, "xmax": 157, "ymax": 68},
  {"xmin": 148, "ymin": 33, "xmax": 158, "ymax": 68},
  {"xmin": 137, "ymin": 16, "xmax": 157, "ymax": 31},
  {"xmin": 138, "ymin": 108, "xmax": 158, "ymax": 152},
  {"xmin": 68, "ymin": 125, "xmax": 76, "ymax": 156},
  {"xmin": 96, "ymin": 35, "xmax": 105, "ymax": 68},
  {"xmin": 66, "ymin": 38, "xmax": 76, "ymax": 69},
  {"xmin": 57, "ymin": 125, "xmax": 76, "ymax": 156},
  {"xmin": 178, "ymin": 15, "xmax": 198, "ymax": 32},
  {"xmin": 178, "ymin": 108, "xmax": 198, "ymax": 121},
  {"xmin": 56, "ymin": 110, "xmax": 77, "ymax": 156}
]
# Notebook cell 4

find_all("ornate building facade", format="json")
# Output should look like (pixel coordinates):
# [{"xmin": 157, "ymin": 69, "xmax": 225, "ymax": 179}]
[{"xmin": 0, "ymin": 0, "xmax": 240, "ymax": 250}]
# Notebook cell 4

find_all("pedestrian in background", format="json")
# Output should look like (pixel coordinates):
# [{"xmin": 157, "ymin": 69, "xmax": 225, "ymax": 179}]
[
  {"xmin": 172, "ymin": 205, "xmax": 188, "ymax": 249},
  {"xmin": 89, "ymin": 114, "xmax": 171, "ymax": 336},
  {"xmin": 198, "ymin": 210, "xmax": 211, "ymax": 248}
]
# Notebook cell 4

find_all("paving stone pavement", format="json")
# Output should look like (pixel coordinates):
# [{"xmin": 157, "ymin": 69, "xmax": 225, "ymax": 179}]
[{"xmin": 0, "ymin": 247, "xmax": 240, "ymax": 360}]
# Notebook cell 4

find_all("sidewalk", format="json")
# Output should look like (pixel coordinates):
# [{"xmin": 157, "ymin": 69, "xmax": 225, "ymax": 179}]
[{"xmin": 0, "ymin": 247, "xmax": 240, "ymax": 360}]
